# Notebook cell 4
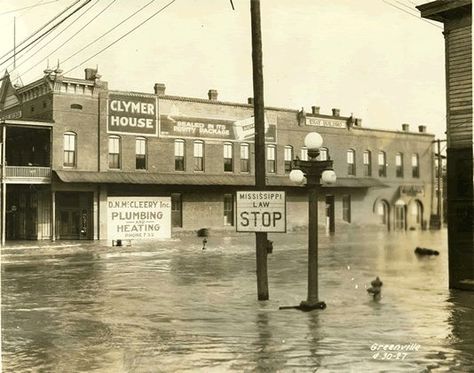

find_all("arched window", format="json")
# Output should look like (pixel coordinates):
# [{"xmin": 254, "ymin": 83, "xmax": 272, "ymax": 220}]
[
  {"xmin": 363, "ymin": 150, "xmax": 371, "ymax": 176},
  {"xmin": 193, "ymin": 140, "xmax": 204, "ymax": 171},
  {"xmin": 240, "ymin": 143, "xmax": 250, "ymax": 172},
  {"xmin": 174, "ymin": 139, "xmax": 185, "ymax": 171},
  {"xmin": 108, "ymin": 135, "xmax": 121, "ymax": 169},
  {"xmin": 319, "ymin": 147, "xmax": 328, "ymax": 161},
  {"xmin": 347, "ymin": 149, "xmax": 356, "ymax": 176},
  {"xmin": 395, "ymin": 152, "xmax": 404, "ymax": 178},
  {"xmin": 223, "ymin": 142, "xmax": 233, "ymax": 172},
  {"xmin": 412, "ymin": 153, "xmax": 419, "ymax": 178},
  {"xmin": 378, "ymin": 151, "xmax": 387, "ymax": 177},
  {"xmin": 63, "ymin": 132, "xmax": 77, "ymax": 167},
  {"xmin": 136, "ymin": 137, "xmax": 147, "ymax": 170},
  {"xmin": 266, "ymin": 144, "xmax": 276, "ymax": 173},
  {"xmin": 284, "ymin": 145, "xmax": 293, "ymax": 173}
]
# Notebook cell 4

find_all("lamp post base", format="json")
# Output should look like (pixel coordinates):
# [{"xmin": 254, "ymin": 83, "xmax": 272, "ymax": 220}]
[{"xmin": 299, "ymin": 300, "xmax": 326, "ymax": 311}]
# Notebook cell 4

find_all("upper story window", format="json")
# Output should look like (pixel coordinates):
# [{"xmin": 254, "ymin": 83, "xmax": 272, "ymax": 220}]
[
  {"xmin": 135, "ymin": 137, "xmax": 147, "ymax": 170},
  {"xmin": 175, "ymin": 139, "xmax": 185, "ymax": 171},
  {"xmin": 319, "ymin": 147, "xmax": 328, "ymax": 161},
  {"xmin": 224, "ymin": 142, "xmax": 233, "ymax": 172},
  {"xmin": 347, "ymin": 149, "xmax": 356, "ymax": 176},
  {"xmin": 284, "ymin": 146, "xmax": 293, "ymax": 173},
  {"xmin": 108, "ymin": 135, "xmax": 121, "ymax": 169},
  {"xmin": 378, "ymin": 151, "xmax": 387, "ymax": 177},
  {"xmin": 395, "ymin": 152, "xmax": 404, "ymax": 178},
  {"xmin": 412, "ymin": 153, "xmax": 420, "ymax": 178},
  {"xmin": 266, "ymin": 145, "xmax": 276, "ymax": 173},
  {"xmin": 63, "ymin": 132, "xmax": 77, "ymax": 167},
  {"xmin": 363, "ymin": 150, "xmax": 372, "ymax": 176},
  {"xmin": 240, "ymin": 143, "xmax": 250, "ymax": 172},
  {"xmin": 193, "ymin": 140, "xmax": 204, "ymax": 171},
  {"xmin": 300, "ymin": 147, "xmax": 308, "ymax": 161}
]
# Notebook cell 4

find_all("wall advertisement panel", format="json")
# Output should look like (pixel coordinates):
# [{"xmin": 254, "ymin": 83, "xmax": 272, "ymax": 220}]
[{"xmin": 107, "ymin": 197, "xmax": 171, "ymax": 240}]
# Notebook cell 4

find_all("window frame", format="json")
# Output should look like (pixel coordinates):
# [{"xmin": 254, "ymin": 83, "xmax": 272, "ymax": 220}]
[
  {"xmin": 108, "ymin": 135, "xmax": 121, "ymax": 169},
  {"xmin": 363, "ymin": 150, "xmax": 372, "ymax": 177},
  {"xmin": 412, "ymin": 153, "xmax": 420, "ymax": 178},
  {"xmin": 174, "ymin": 139, "xmax": 185, "ymax": 171},
  {"xmin": 266, "ymin": 144, "xmax": 276, "ymax": 174},
  {"xmin": 284, "ymin": 145, "xmax": 293, "ymax": 173},
  {"xmin": 135, "ymin": 137, "xmax": 147, "ymax": 170},
  {"xmin": 63, "ymin": 132, "xmax": 77, "ymax": 167},
  {"xmin": 223, "ymin": 142, "xmax": 233, "ymax": 172},
  {"xmin": 378, "ymin": 151, "xmax": 387, "ymax": 177},
  {"xmin": 395, "ymin": 152, "xmax": 404, "ymax": 178},
  {"xmin": 240, "ymin": 143, "xmax": 250, "ymax": 173},
  {"xmin": 193, "ymin": 140, "xmax": 204, "ymax": 172},
  {"xmin": 347, "ymin": 149, "xmax": 356, "ymax": 176}
]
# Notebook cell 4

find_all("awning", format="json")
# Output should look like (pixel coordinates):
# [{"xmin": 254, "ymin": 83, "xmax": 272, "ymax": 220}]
[
  {"xmin": 324, "ymin": 177, "xmax": 388, "ymax": 188},
  {"xmin": 54, "ymin": 170, "xmax": 295, "ymax": 186}
]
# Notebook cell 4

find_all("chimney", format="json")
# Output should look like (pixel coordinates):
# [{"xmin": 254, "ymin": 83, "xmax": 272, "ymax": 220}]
[
  {"xmin": 311, "ymin": 106, "xmax": 320, "ymax": 115},
  {"xmin": 402, "ymin": 123, "xmax": 410, "ymax": 132},
  {"xmin": 332, "ymin": 108, "xmax": 340, "ymax": 116},
  {"xmin": 208, "ymin": 89, "xmax": 218, "ymax": 101},
  {"xmin": 248, "ymin": 97, "xmax": 254, "ymax": 105},
  {"xmin": 154, "ymin": 83, "xmax": 166, "ymax": 96},
  {"xmin": 84, "ymin": 68, "xmax": 97, "ymax": 80},
  {"xmin": 355, "ymin": 118, "xmax": 362, "ymax": 127},
  {"xmin": 418, "ymin": 125, "xmax": 427, "ymax": 133}
]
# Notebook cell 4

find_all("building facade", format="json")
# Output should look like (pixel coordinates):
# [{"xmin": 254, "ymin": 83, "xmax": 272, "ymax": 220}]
[
  {"xmin": 418, "ymin": 0, "xmax": 473, "ymax": 290},
  {"xmin": 0, "ymin": 68, "xmax": 435, "ymax": 243}
]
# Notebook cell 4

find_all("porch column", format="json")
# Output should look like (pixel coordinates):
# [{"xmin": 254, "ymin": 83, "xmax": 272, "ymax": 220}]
[{"xmin": 1, "ymin": 124, "xmax": 6, "ymax": 247}]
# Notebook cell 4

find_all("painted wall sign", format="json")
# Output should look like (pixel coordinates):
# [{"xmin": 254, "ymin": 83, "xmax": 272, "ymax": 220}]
[
  {"xmin": 236, "ymin": 191, "xmax": 286, "ymax": 232},
  {"xmin": 0, "ymin": 110, "xmax": 22, "ymax": 120},
  {"xmin": 107, "ymin": 197, "xmax": 171, "ymax": 240},
  {"xmin": 160, "ymin": 115, "xmax": 277, "ymax": 143},
  {"xmin": 306, "ymin": 117, "xmax": 347, "ymax": 129},
  {"xmin": 107, "ymin": 94, "xmax": 158, "ymax": 136}
]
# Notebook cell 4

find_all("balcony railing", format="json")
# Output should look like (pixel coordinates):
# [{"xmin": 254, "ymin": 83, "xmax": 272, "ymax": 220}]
[{"xmin": 3, "ymin": 166, "xmax": 51, "ymax": 183}]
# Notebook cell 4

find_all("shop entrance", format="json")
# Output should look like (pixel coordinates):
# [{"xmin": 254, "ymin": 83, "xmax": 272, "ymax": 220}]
[
  {"xmin": 56, "ymin": 192, "xmax": 93, "ymax": 240},
  {"xmin": 5, "ymin": 185, "xmax": 38, "ymax": 240}
]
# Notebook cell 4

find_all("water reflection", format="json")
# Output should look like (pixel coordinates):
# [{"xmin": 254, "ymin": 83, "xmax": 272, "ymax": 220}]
[{"xmin": 2, "ymin": 229, "xmax": 474, "ymax": 372}]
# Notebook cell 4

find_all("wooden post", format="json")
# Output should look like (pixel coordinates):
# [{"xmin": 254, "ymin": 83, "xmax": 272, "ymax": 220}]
[
  {"xmin": 1, "ymin": 124, "xmax": 6, "ymax": 247},
  {"xmin": 51, "ymin": 191, "xmax": 56, "ymax": 241},
  {"xmin": 250, "ymin": 0, "xmax": 269, "ymax": 301}
]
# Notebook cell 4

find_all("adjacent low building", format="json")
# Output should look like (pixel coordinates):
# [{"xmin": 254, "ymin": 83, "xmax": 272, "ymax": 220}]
[{"xmin": 0, "ymin": 68, "xmax": 435, "ymax": 243}]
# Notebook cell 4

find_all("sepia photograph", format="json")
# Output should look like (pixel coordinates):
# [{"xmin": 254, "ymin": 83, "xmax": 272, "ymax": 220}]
[{"xmin": 0, "ymin": 0, "xmax": 473, "ymax": 371}]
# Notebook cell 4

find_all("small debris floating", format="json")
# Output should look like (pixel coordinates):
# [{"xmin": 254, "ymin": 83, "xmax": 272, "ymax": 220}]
[{"xmin": 414, "ymin": 247, "xmax": 440, "ymax": 256}]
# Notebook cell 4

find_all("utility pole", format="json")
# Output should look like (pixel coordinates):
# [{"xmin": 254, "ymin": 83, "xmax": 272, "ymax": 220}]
[
  {"xmin": 250, "ymin": 0, "xmax": 269, "ymax": 301},
  {"xmin": 436, "ymin": 139, "xmax": 444, "ymax": 225}
]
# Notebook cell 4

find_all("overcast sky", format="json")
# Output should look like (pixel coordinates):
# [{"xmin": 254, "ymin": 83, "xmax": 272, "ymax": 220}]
[{"xmin": 1, "ymin": 0, "xmax": 446, "ymax": 139}]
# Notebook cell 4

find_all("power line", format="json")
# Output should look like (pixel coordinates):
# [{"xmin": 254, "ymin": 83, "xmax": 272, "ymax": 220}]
[
  {"xmin": 0, "ymin": 0, "xmax": 92, "ymax": 67},
  {"xmin": 0, "ymin": 0, "xmax": 59, "ymax": 16},
  {"xmin": 11, "ymin": 0, "xmax": 102, "ymax": 73},
  {"xmin": 381, "ymin": 0, "xmax": 443, "ymax": 29},
  {"xmin": 60, "ymin": 0, "xmax": 159, "ymax": 66},
  {"xmin": 20, "ymin": 0, "xmax": 117, "ymax": 77},
  {"xmin": 64, "ymin": 0, "xmax": 178, "ymax": 75},
  {"xmin": 0, "ymin": 0, "xmax": 82, "ymax": 62}
]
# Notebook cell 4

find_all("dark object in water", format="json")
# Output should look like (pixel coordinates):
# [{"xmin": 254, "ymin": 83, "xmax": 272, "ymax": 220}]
[
  {"xmin": 415, "ymin": 247, "xmax": 439, "ymax": 256},
  {"xmin": 267, "ymin": 240, "xmax": 273, "ymax": 254},
  {"xmin": 367, "ymin": 276, "xmax": 383, "ymax": 298},
  {"xmin": 197, "ymin": 228, "xmax": 209, "ymax": 237},
  {"xmin": 202, "ymin": 238, "xmax": 208, "ymax": 250}
]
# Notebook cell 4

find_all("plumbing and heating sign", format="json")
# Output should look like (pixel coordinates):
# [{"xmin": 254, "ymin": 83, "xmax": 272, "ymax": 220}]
[
  {"xmin": 107, "ymin": 197, "xmax": 171, "ymax": 240},
  {"xmin": 236, "ymin": 191, "xmax": 286, "ymax": 232},
  {"xmin": 107, "ymin": 93, "xmax": 158, "ymax": 136}
]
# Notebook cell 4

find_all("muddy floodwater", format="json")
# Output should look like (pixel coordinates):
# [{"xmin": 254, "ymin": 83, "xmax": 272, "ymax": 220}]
[{"xmin": 1, "ymin": 229, "xmax": 473, "ymax": 372}]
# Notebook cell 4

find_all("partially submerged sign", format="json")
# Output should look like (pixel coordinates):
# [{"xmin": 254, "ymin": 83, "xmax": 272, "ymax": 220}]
[
  {"xmin": 107, "ymin": 197, "xmax": 171, "ymax": 241},
  {"xmin": 236, "ymin": 191, "xmax": 286, "ymax": 232}
]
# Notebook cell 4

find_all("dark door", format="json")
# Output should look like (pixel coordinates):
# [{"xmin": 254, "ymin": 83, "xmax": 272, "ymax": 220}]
[{"xmin": 325, "ymin": 195, "xmax": 335, "ymax": 233}]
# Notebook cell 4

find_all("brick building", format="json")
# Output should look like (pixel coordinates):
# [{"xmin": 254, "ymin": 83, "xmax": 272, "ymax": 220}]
[{"xmin": 0, "ymin": 68, "xmax": 435, "ymax": 243}]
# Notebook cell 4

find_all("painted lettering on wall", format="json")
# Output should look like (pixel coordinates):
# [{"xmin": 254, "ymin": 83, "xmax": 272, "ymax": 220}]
[
  {"xmin": 107, "ymin": 94, "xmax": 158, "ymax": 136},
  {"xmin": 107, "ymin": 197, "xmax": 171, "ymax": 240},
  {"xmin": 306, "ymin": 117, "xmax": 346, "ymax": 129}
]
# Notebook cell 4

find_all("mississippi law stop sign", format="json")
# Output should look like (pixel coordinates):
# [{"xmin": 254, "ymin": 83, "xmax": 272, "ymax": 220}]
[{"xmin": 236, "ymin": 191, "xmax": 286, "ymax": 232}]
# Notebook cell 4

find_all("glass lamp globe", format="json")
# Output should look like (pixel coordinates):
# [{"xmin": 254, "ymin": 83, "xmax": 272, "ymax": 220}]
[
  {"xmin": 304, "ymin": 132, "xmax": 323, "ymax": 150},
  {"xmin": 289, "ymin": 169, "xmax": 305, "ymax": 183},
  {"xmin": 321, "ymin": 169, "xmax": 337, "ymax": 184}
]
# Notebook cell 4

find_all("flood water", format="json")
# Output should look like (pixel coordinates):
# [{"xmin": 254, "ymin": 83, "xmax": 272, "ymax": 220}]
[{"xmin": 1, "ymin": 229, "xmax": 473, "ymax": 372}]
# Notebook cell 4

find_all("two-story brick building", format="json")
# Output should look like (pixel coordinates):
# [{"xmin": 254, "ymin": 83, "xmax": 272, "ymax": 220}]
[{"xmin": 0, "ymin": 68, "xmax": 435, "ymax": 243}]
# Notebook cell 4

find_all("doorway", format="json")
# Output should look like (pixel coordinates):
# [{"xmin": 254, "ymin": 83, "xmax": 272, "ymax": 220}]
[
  {"xmin": 56, "ymin": 192, "xmax": 93, "ymax": 240},
  {"xmin": 325, "ymin": 195, "xmax": 335, "ymax": 233},
  {"xmin": 394, "ymin": 201, "xmax": 406, "ymax": 231}
]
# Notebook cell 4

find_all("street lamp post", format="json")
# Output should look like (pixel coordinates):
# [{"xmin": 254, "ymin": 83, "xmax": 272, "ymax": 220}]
[{"xmin": 289, "ymin": 132, "xmax": 336, "ymax": 311}]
